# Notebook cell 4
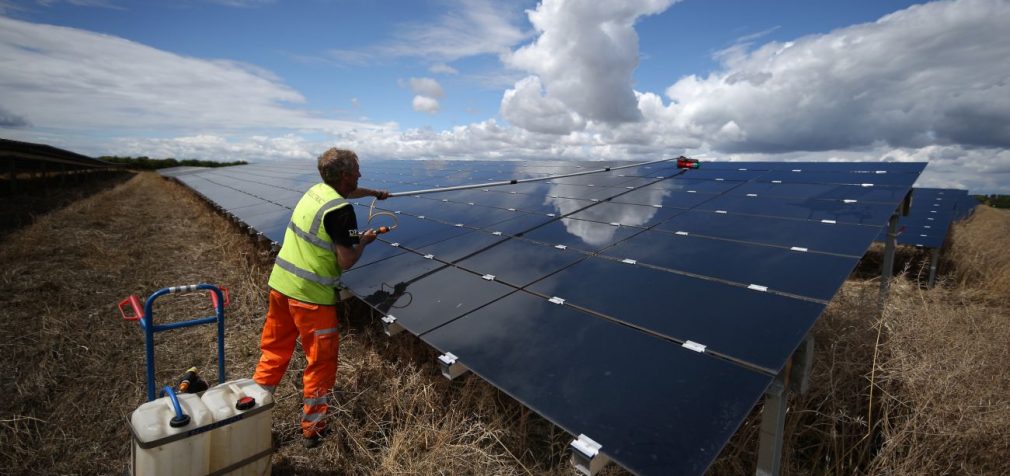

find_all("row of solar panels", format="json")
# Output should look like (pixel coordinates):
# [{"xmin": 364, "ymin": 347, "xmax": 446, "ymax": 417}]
[
  {"xmin": 885, "ymin": 187, "xmax": 978, "ymax": 249},
  {"xmin": 0, "ymin": 138, "xmax": 114, "ymax": 172},
  {"xmin": 163, "ymin": 159, "xmax": 926, "ymax": 475}
]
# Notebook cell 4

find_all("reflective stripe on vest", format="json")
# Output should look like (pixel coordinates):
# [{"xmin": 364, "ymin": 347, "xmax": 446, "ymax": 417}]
[
  {"xmin": 288, "ymin": 222, "xmax": 331, "ymax": 251},
  {"xmin": 275, "ymin": 257, "xmax": 341, "ymax": 287}
]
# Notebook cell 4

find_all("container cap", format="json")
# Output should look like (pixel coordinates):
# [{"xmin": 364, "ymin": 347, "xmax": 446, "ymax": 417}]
[
  {"xmin": 236, "ymin": 396, "xmax": 256, "ymax": 411},
  {"xmin": 169, "ymin": 414, "xmax": 191, "ymax": 428}
]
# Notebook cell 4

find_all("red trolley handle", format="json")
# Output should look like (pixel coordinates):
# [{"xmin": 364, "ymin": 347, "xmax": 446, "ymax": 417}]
[{"xmin": 118, "ymin": 295, "xmax": 144, "ymax": 321}]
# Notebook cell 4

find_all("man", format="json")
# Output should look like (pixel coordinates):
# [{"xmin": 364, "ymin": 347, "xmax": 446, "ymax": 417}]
[{"xmin": 253, "ymin": 148, "xmax": 389, "ymax": 448}]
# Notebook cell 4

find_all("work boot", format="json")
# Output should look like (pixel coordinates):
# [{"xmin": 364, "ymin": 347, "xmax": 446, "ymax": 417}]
[{"xmin": 302, "ymin": 427, "xmax": 331, "ymax": 449}]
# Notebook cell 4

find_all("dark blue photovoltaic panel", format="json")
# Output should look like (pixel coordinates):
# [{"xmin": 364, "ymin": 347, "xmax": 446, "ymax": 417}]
[
  {"xmin": 680, "ymin": 169, "xmax": 766, "ymax": 181},
  {"xmin": 414, "ymin": 230, "xmax": 508, "ymax": 263},
  {"xmin": 567, "ymin": 201, "xmax": 684, "ymax": 228},
  {"xmin": 602, "ymin": 230, "xmax": 857, "ymax": 301},
  {"xmin": 363, "ymin": 265, "xmax": 515, "ymax": 335},
  {"xmin": 363, "ymin": 214, "xmax": 472, "ymax": 249},
  {"xmin": 167, "ymin": 158, "xmax": 927, "ymax": 476},
  {"xmin": 732, "ymin": 181, "xmax": 908, "ymax": 203},
  {"xmin": 885, "ymin": 187, "xmax": 974, "ymax": 249},
  {"xmin": 526, "ymin": 256, "xmax": 826, "ymax": 370},
  {"xmin": 339, "ymin": 252, "xmax": 447, "ymax": 312},
  {"xmin": 521, "ymin": 218, "xmax": 641, "ymax": 252},
  {"xmin": 420, "ymin": 291, "xmax": 773, "ymax": 476},
  {"xmin": 610, "ymin": 187, "xmax": 723, "ymax": 209},
  {"xmin": 483, "ymin": 213, "xmax": 557, "ymax": 236},
  {"xmin": 662, "ymin": 177, "xmax": 742, "ymax": 194},
  {"xmin": 454, "ymin": 238, "xmax": 586, "ymax": 287},
  {"xmin": 656, "ymin": 210, "xmax": 880, "ymax": 256},
  {"xmin": 696, "ymin": 195, "xmax": 896, "ymax": 225},
  {"xmin": 759, "ymin": 170, "xmax": 919, "ymax": 187},
  {"xmin": 241, "ymin": 207, "xmax": 291, "ymax": 243}
]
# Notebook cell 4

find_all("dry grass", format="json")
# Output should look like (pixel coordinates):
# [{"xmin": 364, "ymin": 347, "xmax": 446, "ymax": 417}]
[
  {"xmin": 712, "ymin": 205, "xmax": 1010, "ymax": 475},
  {"xmin": 946, "ymin": 205, "xmax": 1010, "ymax": 297},
  {"xmin": 2, "ymin": 174, "xmax": 1008, "ymax": 475}
]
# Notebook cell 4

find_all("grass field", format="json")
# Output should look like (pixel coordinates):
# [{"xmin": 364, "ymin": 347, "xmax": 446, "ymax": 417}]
[{"xmin": 1, "ymin": 172, "xmax": 1007, "ymax": 475}]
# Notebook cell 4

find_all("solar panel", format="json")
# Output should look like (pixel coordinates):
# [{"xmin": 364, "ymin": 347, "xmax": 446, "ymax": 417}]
[
  {"xmin": 167, "ymin": 158, "xmax": 926, "ymax": 475},
  {"xmin": 883, "ymin": 188, "xmax": 975, "ymax": 249}
]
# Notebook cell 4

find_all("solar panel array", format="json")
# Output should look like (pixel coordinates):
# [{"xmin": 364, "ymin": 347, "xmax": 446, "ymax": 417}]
[
  {"xmin": 882, "ymin": 188, "xmax": 978, "ymax": 249},
  {"xmin": 165, "ymin": 158, "xmax": 925, "ymax": 475}
]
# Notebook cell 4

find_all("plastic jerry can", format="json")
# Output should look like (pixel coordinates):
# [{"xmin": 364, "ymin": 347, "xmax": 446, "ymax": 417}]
[
  {"xmin": 130, "ymin": 392, "xmax": 213, "ymax": 475},
  {"xmin": 200, "ymin": 378, "xmax": 274, "ymax": 475}
]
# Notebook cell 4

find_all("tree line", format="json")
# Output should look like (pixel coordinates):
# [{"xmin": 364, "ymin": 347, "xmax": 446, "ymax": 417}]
[
  {"xmin": 976, "ymin": 194, "xmax": 1010, "ymax": 209},
  {"xmin": 99, "ymin": 156, "xmax": 247, "ymax": 170}
]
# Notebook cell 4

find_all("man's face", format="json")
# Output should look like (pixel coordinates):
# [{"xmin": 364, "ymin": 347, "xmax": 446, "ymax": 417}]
[{"xmin": 342, "ymin": 160, "xmax": 361, "ymax": 191}]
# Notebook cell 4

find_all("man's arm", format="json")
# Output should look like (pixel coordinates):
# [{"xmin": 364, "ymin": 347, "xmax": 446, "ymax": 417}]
[
  {"xmin": 334, "ymin": 229, "xmax": 377, "ymax": 270},
  {"xmin": 347, "ymin": 187, "xmax": 390, "ymax": 200}
]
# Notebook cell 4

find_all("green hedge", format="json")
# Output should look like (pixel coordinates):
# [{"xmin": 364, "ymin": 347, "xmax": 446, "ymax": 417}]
[{"xmin": 99, "ymin": 156, "xmax": 247, "ymax": 170}]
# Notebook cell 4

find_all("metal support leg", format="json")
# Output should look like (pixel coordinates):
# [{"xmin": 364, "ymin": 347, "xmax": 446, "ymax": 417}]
[
  {"xmin": 756, "ymin": 334, "xmax": 813, "ymax": 476},
  {"xmin": 756, "ymin": 373, "xmax": 788, "ymax": 476},
  {"xmin": 879, "ymin": 211, "xmax": 899, "ymax": 309},
  {"xmin": 927, "ymin": 247, "xmax": 940, "ymax": 288}
]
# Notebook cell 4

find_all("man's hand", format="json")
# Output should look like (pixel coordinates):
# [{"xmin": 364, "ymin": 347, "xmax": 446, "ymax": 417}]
[
  {"xmin": 360, "ymin": 228, "xmax": 378, "ymax": 246},
  {"xmin": 374, "ymin": 190, "xmax": 390, "ymax": 200}
]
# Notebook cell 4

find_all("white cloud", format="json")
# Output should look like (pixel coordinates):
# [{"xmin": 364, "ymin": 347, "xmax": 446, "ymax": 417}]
[
  {"xmin": 500, "ymin": 76, "xmax": 585, "ymax": 134},
  {"xmin": 664, "ymin": 0, "xmax": 1010, "ymax": 153},
  {"xmin": 325, "ymin": 0, "xmax": 528, "ymax": 66},
  {"xmin": 412, "ymin": 95, "xmax": 440, "ymax": 114},
  {"xmin": 501, "ymin": 0, "xmax": 678, "ymax": 133},
  {"xmin": 429, "ymin": 63, "xmax": 458, "ymax": 75},
  {"xmin": 0, "ymin": 16, "xmax": 376, "ymax": 133},
  {"xmin": 407, "ymin": 77, "xmax": 443, "ymax": 114},
  {"xmin": 2, "ymin": 0, "xmax": 1009, "ymax": 196},
  {"xmin": 408, "ymin": 77, "xmax": 444, "ymax": 98}
]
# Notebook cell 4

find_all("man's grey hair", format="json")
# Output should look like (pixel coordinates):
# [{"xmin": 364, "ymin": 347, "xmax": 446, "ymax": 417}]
[{"xmin": 318, "ymin": 148, "xmax": 358, "ymax": 185}]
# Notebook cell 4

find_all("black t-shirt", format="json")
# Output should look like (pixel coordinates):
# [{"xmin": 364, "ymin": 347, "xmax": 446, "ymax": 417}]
[{"xmin": 323, "ymin": 206, "xmax": 359, "ymax": 248}]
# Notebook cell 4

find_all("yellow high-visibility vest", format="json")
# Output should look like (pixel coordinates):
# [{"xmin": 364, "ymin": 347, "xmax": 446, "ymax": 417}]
[{"xmin": 268, "ymin": 183, "xmax": 349, "ymax": 305}]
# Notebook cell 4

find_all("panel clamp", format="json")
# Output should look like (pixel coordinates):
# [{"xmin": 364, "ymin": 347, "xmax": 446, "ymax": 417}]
[
  {"xmin": 682, "ymin": 340, "xmax": 707, "ymax": 353},
  {"xmin": 438, "ymin": 352, "xmax": 470, "ymax": 380},
  {"xmin": 380, "ymin": 315, "xmax": 404, "ymax": 336},
  {"xmin": 570, "ymin": 434, "xmax": 610, "ymax": 476},
  {"xmin": 621, "ymin": 258, "xmax": 637, "ymax": 265},
  {"xmin": 548, "ymin": 296, "xmax": 566, "ymax": 305},
  {"xmin": 481, "ymin": 274, "xmax": 496, "ymax": 281}
]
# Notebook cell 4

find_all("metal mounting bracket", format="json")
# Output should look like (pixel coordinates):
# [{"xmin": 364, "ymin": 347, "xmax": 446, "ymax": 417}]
[
  {"xmin": 380, "ymin": 315, "xmax": 404, "ymax": 336},
  {"xmin": 438, "ymin": 352, "xmax": 469, "ymax": 380},
  {"xmin": 570, "ymin": 434, "xmax": 611, "ymax": 475}
]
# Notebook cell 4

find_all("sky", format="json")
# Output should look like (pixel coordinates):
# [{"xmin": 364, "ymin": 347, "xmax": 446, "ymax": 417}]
[{"xmin": 1, "ymin": 0, "xmax": 1009, "ymax": 193}]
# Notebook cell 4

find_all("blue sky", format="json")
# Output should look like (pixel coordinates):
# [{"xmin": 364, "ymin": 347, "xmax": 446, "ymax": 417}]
[{"xmin": 1, "ymin": 0, "xmax": 1009, "ymax": 192}]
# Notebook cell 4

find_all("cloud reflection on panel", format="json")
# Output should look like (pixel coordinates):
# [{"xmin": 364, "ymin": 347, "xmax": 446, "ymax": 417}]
[{"xmin": 543, "ymin": 179, "xmax": 672, "ymax": 246}]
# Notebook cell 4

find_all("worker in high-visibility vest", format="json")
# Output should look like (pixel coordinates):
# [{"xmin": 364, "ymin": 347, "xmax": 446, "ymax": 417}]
[{"xmin": 253, "ymin": 148, "xmax": 389, "ymax": 448}]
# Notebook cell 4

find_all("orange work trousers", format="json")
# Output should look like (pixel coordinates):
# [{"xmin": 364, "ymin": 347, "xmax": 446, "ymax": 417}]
[{"xmin": 253, "ymin": 289, "xmax": 339, "ymax": 438}]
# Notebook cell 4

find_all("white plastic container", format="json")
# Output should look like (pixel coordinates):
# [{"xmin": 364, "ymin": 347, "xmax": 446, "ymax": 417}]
[
  {"xmin": 130, "ymin": 392, "xmax": 213, "ymax": 476},
  {"xmin": 200, "ymin": 378, "xmax": 274, "ymax": 475}
]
